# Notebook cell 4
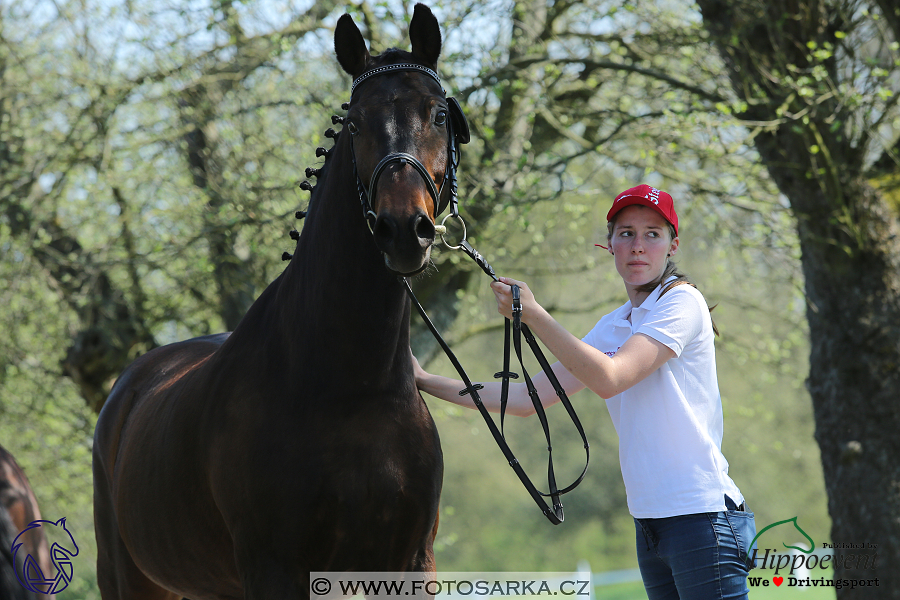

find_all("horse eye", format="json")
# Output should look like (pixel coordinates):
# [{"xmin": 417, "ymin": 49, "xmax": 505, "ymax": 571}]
[
  {"xmin": 347, "ymin": 121, "xmax": 359, "ymax": 135},
  {"xmin": 435, "ymin": 110, "xmax": 447, "ymax": 126}
]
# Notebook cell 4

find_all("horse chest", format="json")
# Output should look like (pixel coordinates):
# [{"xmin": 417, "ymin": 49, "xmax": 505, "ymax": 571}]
[
  {"xmin": 209, "ymin": 390, "xmax": 438, "ymax": 495},
  {"xmin": 203, "ymin": 398, "xmax": 442, "ymax": 572}
]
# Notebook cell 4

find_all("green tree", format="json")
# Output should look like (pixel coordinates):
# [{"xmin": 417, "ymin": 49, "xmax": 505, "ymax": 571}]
[
  {"xmin": 1, "ymin": 0, "xmax": 338, "ymax": 410},
  {"xmin": 696, "ymin": 0, "xmax": 900, "ymax": 594},
  {"xmin": 2, "ymin": 0, "xmax": 789, "ymax": 414}
]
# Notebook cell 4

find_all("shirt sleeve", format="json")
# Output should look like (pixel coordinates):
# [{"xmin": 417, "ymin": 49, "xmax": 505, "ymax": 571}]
[
  {"xmin": 582, "ymin": 319, "xmax": 601, "ymax": 349},
  {"xmin": 582, "ymin": 312, "xmax": 618, "ymax": 353},
  {"xmin": 636, "ymin": 286, "xmax": 706, "ymax": 357}
]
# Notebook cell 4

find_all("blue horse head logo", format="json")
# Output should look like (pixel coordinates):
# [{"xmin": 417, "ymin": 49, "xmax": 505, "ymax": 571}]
[{"xmin": 11, "ymin": 517, "xmax": 79, "ymax": 595}]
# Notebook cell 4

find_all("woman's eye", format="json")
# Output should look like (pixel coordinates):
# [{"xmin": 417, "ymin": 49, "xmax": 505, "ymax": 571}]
[
  {"xmin": 435, "ymin": 110, "xmax": 447, "ymax": 126},
  {"xmin": 347, "ymin": 121, "xmax": 360, "ymax": 135}
]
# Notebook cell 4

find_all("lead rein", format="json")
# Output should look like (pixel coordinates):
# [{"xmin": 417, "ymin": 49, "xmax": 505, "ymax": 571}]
[{"xmin": 403, "ymin": 238, "xmax": 590, "ymax": 525}]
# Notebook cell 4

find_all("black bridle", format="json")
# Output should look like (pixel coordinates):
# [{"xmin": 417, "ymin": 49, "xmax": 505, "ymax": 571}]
[
  {"xmin": 345, "ymin": 62, "xmax": 589, "ymax": 524},
  {"xmin": 347, "ymin": 63, "xmax": 468, "ymax": 232}
]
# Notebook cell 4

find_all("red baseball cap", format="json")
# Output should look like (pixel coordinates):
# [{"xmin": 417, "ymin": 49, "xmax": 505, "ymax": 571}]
[{"xmin": 606, "ymin": 184, "xmax": 678, "ymax": 235}]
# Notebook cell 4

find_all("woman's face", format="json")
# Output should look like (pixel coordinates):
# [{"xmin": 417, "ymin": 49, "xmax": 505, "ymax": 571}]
[{"xmin": 608, "ymin": 205, "xmax": 679, "ymax": 289}]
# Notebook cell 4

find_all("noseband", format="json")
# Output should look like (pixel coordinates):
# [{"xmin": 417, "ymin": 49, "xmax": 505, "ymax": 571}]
[{"xmin": 347, "ymin": 63, "xmax": 469, "ymax": 233}]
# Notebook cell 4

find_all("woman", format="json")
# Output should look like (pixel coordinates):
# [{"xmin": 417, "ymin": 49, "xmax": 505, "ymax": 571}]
[{"xmin": 414, "ymin": 185, "xmax": 756, "ymax": 599}]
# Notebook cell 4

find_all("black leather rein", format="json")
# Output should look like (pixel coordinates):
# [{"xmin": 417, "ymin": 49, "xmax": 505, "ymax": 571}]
[{"xmin": 403, "ymin": 251, "xmax": 591, "ymax": 525}]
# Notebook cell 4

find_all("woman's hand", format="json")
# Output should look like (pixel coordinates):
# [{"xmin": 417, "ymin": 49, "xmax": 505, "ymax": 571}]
[{"xmin": 490, "ymin": 277, "xmax": 541, "ymax": 324}]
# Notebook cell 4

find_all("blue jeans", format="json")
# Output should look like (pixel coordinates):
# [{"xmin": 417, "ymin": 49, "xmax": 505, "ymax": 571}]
[{"xmin": 634, "ymin": 498, "xmax": 757, "ymax": 600}]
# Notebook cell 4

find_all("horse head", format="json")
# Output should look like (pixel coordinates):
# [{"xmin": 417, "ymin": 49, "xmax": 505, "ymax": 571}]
[
  {"xmin": 334, "ymin": 4, "xmax": 467, "ymax": 276},
  {"xmin": 46, "ymin": 518, "xmax": 78, "ymax": 559}
]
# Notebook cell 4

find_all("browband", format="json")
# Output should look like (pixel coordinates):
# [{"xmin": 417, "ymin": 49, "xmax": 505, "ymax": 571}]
[{"xmin": 351, "ymin": 63, "xmax": 442, "ymax": 95}]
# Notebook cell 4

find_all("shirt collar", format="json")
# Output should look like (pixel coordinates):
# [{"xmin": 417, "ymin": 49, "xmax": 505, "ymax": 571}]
[
  {"xmin": 633, "ymin": 275, "xmax": 678, "ymax": 313},
  {"xmin": 611, "ymin": 276, "xmax": 677, "ymax": 329}
]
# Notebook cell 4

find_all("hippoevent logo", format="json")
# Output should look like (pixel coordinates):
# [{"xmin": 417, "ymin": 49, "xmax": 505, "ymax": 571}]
[
  {"xmin": 11, "ymin": 517, "xmax": 79, "ymax": 595},
  {"xmin": 745, "ymin": 516, "xmax": 879, "ymax": 591}
]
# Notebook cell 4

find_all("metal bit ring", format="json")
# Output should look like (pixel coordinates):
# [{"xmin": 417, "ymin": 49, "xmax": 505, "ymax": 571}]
[{"xmin": 438, "ymin": 213, "xmax": 467, "ymax": 250}]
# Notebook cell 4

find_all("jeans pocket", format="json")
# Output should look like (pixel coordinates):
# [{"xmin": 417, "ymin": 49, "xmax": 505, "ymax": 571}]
[{"xmin": 725, "ymin": 510, "xmax": 758, "ymax": 571}]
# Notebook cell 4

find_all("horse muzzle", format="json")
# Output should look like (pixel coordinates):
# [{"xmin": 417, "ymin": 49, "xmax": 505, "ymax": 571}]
[{"xmin": 371, "ymin": 210, "xmax": 435, "ymax": 275}]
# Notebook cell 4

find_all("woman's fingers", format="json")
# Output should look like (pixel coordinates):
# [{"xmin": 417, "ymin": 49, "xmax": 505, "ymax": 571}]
[{"xmin": 490, "ymin": 277, "xmax": 536, "ymax": 319}]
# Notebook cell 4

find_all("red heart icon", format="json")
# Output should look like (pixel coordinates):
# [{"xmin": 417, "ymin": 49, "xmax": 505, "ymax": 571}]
[{"xmin": 773, "ymin": 577, "xmax": 783, "ymax": 586}]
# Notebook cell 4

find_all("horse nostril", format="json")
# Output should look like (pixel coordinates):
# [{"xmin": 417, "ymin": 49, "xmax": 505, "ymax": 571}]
[
  {"xmin": 413, "ymin": 214, "xmax": 435, "ymax": 246},
  {"xmin": 373, "ymin": 214, "xmax": 398, "ymax": 251}
]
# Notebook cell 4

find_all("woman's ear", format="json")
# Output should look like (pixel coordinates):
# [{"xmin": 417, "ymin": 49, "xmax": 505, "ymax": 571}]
[{"xmin": 669, "ymin": 236, "xmax": 679, "ymax": 257}]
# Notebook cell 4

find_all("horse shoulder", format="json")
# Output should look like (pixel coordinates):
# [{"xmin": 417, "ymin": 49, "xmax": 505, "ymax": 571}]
[{"xmin": 94, "ymin": 333, "xmax": 231, "ymax": 476}]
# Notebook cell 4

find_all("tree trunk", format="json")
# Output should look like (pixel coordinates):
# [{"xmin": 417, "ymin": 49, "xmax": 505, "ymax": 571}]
[{"xmin": 697, "ymin": 0, "xmax": 900, "ymax": 594}]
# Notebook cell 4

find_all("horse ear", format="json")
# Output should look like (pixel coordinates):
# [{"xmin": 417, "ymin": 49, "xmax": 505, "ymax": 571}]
[
  {"xmin": 409, "ymin": 3, "xmax": 441, "ymax": 68},
  {"xmin": 334, "ymin": 13, "xmax": 370, "ymax": 78}
]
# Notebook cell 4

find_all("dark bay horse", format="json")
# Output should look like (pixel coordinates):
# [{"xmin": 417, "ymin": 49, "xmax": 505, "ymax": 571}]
[
  {"xmin": 1, "ymin": 444, "xmax": 54, "ymax": 600},
  {"xmin": 93, "ymin": 5, "xmax": 460, "ymax": 599}
]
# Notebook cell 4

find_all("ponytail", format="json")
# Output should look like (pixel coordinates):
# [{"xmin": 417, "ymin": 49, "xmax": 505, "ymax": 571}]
[{"xmin": 634, "ymin": 261, "xmax": 719, "ymax": 337}]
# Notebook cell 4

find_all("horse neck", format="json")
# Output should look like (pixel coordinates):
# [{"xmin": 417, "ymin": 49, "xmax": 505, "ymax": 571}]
[{"xmin": 272, "ymin": 133, "xmax": 412, "ymax": 383}]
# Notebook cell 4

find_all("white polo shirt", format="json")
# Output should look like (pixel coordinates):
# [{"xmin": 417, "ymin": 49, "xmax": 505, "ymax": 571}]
[{"xmin": 582, "ymin": 280, "xmax": 743, "ymax": 519}]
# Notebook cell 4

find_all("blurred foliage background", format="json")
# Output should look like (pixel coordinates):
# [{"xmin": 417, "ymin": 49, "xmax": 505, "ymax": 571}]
[{"xmin": 6, "ymin": 0, "xmax": 899, "ymax": 596}]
